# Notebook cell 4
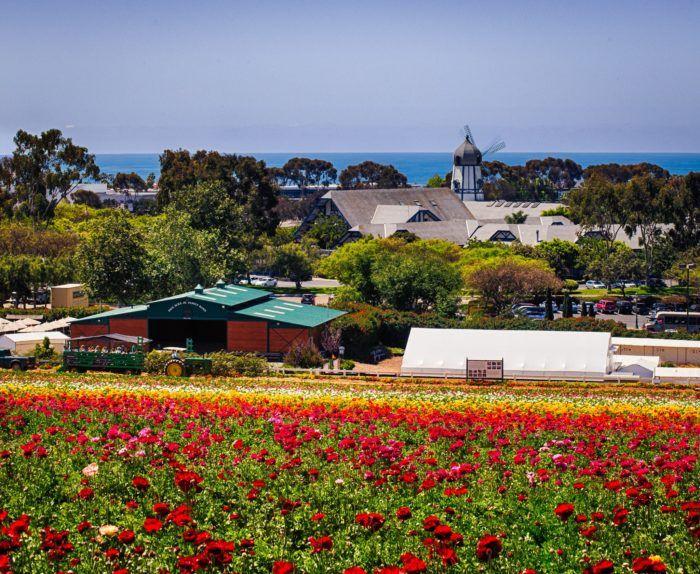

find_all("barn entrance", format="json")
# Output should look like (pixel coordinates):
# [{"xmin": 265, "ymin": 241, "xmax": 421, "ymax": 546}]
[{"xmin": 148, "ymin": 319, "xmax": 227, "ymax": 353}]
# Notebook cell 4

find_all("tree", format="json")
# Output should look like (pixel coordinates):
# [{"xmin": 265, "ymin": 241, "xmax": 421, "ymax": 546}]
[
  {"xmin": 112, "ymin": 172, "xmax": 147, "ymax": 193},
  {"xmin": 72, "ymin": 189, "xmax": 102, "ymax": 208},
  {"xmin": 0, "ymin": 129, "xmax": 99, "ymax": 222},
  {"xmin": 280, "ymin": 158, "xmax": 337, "ymax": 192},
  {"xmin": 504, "ymin": 210, "xmax": 527, "ymax": 224},
  {"xmin": 157, "ymin": 149, "xmax": 279, "ymax": 235},
  {"xmin": 305, "ymin": 215, "xmax": 348, "ymax": 248},
  {"xmin": 664, "ymin": 173, "xmax": 700, "ymax": 251},
  {"xmin": 338, "ymin": 161, "xmax": 408, "ymax": 189},
  {"xmin": 271, "ymin": 243, "xmax": 313, "ymax": 289},
  {"xmin": 623, "ymin": 175, "xmax": 669, "ymax": 282},
  {"xmin": 76, "ymin": 212, "xmax": 150, "ymax": 304},
  {"xmin": 567, "ymin": 174, "xmax": 628, "ymax": 253},
  {"xmin": 464, "ymin": 257, "xmax": 562, "ymax": 315},
  {"xmin": 426, "ymin": 173, "xmax": 446, "ymax": 188},
  {"xmin": 145, "ymin": 207, "xmax": 231, "ymax": 296},
  {"xmin": 585, "ymin": 242, "xmax": 643, "ymax": 296},
  {"xmin": 532, "ymin": 239, "xmax": 581, "ymax": 278},
  {"xmin": 583, "ymin": 162, "xmax": 670, "ymax": 183}
]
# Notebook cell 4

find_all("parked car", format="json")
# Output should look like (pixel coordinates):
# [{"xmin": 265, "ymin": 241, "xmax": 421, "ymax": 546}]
[
  {"xmin": 250, "ymin": 276, "xmax": 278, "ymax": 288},
  {"xmin": 0, "ymin": 350, "xmax": 36, "ymax": 371},
  {"xmin": 594, "ymin": 299, "xmax": 617, "ymax": 314},
  {"xmin": 300, "ymin": 293, "xmax": 316, "ymax": 305},
  {"xmin": 538, "ymin": 301, "xmax": 560, "ymax": 313},
  {"xmin": 615, "ymin": 300, "xmax": 633, "ymax": 314},
  {"xmin": 632, "ymin": 302, "xmax": 648, "ymax": 315},
  {"xmin": 649, "ymin": 303, "xmax": 670, "ymax": 319},
  {"xmin": 517, "ymin": 307, "xmax": 546, "ymax": 320},
  {"xmin": 585, "ymin": 280, "xmax": 606, "ymax": 289}
]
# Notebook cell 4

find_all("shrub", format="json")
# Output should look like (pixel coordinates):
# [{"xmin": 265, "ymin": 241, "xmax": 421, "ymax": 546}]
[
  {"xmin": 339, "ymin": 359, "xmax": 355, "ymax": 370},
  {"xmin": 206, "ymin": 352, "xmax": 268, "ymax": 377},
  {"xmin": 144, "ymin": 350, "xmax": 170, "ymax": 374},
  {"xmin": 284, "ymin": 339, "xmax": 324, "ymax": 368},
  {"xmin": 31, "ymin": 337, "xmax": 56, "ymax": 360}
]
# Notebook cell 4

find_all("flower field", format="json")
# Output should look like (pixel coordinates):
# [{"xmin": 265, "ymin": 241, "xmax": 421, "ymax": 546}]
[{"xmin": 0, "ymin": 372, "xmax": 697, "ymax": 573}]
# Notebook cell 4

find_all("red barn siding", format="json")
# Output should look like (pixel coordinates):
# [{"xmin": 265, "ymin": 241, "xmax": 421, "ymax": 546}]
[
  {"xmin": 269, "ymin": 327, "xmax": 310, "ymax": 353},
  {"xmin": 227, "ymin": 321, "xmax": 268, "ymax": 352},
  {"xmin": 71, "ymin": 323, "xmax": 109, "ymax": 338},
  {"xmin": 110, "ymin": 318, "xmax": 148, "ymax": 338}
]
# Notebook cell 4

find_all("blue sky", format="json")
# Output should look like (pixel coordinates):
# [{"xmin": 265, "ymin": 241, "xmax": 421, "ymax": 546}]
[{"xmin": 1, "ymin": 0, "xmax": 699, "ymax": 153}]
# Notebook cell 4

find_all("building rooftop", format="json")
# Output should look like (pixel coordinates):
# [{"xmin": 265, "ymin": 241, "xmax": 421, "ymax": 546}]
[{"xmin": 235, "ymin": 298, "xmax": 346, "ymax": 328}]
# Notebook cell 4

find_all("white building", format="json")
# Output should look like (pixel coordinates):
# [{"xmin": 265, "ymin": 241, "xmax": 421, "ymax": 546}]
[
  {"xmin": 451, "ymin": 136, "xmax": 484, "ymax": 201},
  {"xmin": 0, "ymin": 332, "xmax": 69, "ymax": 355},
  {"xmin": 401, "ymin": 328, "xmax": 613, "ymax": 381}
]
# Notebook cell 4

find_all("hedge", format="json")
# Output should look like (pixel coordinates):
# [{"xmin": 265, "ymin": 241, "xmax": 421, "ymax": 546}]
[
  {"xmin": 0, "ymin": 306, "xmax": 109, "ymax": 321},
  {"xmin": 145, "ymin": 350, "xmax": 268, "ymax": 377}
]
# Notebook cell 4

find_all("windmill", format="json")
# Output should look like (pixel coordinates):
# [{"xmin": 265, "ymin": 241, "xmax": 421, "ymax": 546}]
[{"xmin": 452, "ymin": 125, "xmax": 506, "ymax": 201}]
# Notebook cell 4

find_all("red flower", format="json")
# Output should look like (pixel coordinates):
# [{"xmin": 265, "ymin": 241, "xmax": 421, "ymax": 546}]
[
  {"xmin": 118, "ymin": 529, "xmax": 135, "ymax": 544},
  {"xmin": 400, "ymin": 552, "xmax": 427, "ymax": 574},
  {"xmin": 355, "ymin": 512, "xmax": 385, "ymax": 531},
  {"xmin": 309, "ymin": 535, "xmax": 333, "ymax": 553},
  {"xmin": 554, "ymin": 503, "xmax": 575, "ymax": 522},
  {"xmin": 396, "ymin": 506, "xmax": 412, "ymax": 521},
  {"xmin": 78, "ymin": 487, "xmax": 94, "ymax": 500},
  {"xmin": 591, "ymin": 559, "xmax": 615, "ymax": 574},
  {"xmin": 344, "ymin": 568, "xmax": 367, "ymax": 574},
  {"xmin": 174, "ymin": 470, "xmax": 203, "ymax": 493},
  {"xmin": 422, "ymin": 515, "xmax": 440, "ymax": 531},
  {"xmin": 153, "ymin": 502, "xmax": 170, "ymax": 516},
  {"xmin": 143, "ymin": 517, "xmax": 163, "ymax": 533},
  {"xmin": 476, "ymin": 534, "xmax": 502, "ymax": 562},
  {"xmin": 632, "ymin": 557, "xmax": 666, "ymax": 573},
  {"xmin": 132, "ymin": 476, "xmax": 149, "ymax": 491},
  {"xmin": 272, "ymin": 561, "xmax": 295, "ymax": 574}
]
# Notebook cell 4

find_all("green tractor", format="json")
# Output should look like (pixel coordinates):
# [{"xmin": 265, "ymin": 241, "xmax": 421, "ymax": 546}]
[{"xmin": 162, "ymin": 339, "xmax": 213, "ymax": 377}]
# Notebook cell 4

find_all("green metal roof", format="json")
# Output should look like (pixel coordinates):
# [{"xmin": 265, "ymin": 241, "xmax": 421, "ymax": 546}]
[
  {"xmin": 235, "ymin": 299, "xmax": 346, "ymax": 327},
  {"xmin": 72, "ymin": 305, "xmax": 148, "ymax": 323},
  {"xmin": 151, "ymin": 285, "xmax": 270, "ymax": 308}
]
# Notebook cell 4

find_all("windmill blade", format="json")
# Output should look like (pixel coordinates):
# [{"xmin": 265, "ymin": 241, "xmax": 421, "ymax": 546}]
[
  {"xmin": 483, "ymin": 140, "xmax": 506, "ymax": 157},
  {"xmin": 462, "ymin": 124, "xmax": 474, "ymax": 144}
]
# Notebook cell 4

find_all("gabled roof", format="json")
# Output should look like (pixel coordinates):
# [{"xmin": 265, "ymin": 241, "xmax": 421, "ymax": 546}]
[
  {"xmin": 235, "ymin": 299, "xmax": 346, "ymax": 328},
  {"xmin": 371, "ymin": 205, "xmax": 423, "ymax": 224},
  {"xmin": 71, "ymin": 305, "xmax": 149, "ymax": 324},
  {"xmin": 151, "ymin": 284, "xmax": 269, "ymax": 309},
  {"xmin": 323, "ymin": 188, "xmax": 473, "ymax": 228}
]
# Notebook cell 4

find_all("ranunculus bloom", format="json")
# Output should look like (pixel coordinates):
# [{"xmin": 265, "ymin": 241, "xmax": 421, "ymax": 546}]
[
  {"xmin": 143, "ymin": 517, "xmax": 163, "ymax": 533},
  {"xmin": 132, "ymin": 476, "xmax": 149, "ymax": 490},
  {"xmin": 476, "ymin": 534, "xmax": 502, "ymax": 562},
  {"xmin": 400, "ymin": 552, "xmax": 427, "ymax": 574},
  {"xmin": 591, "ymin": 559, "xmax": 614, "ymax": 574},
  {"xmin": 355, "ymin": 512, "xmax": 385, "ymax": 531},
  {"xmin": 343, "ymin": 568, "xmax": 367, "ymax": 574},
  {"xmin": 309, "ymin": 535, "xmax": 333, "ymax": 553},
  {"xmin": 118, "ymin": 529, "xmax": 135, "ymax": 544},
  {"xmin": 82, "ymin": 462, "xmax": 99, "ymax": 477},
  {"xmin": 272, "ymin": 560, "xmax": 295, "ymax": 574},
  {"xmin": 632, "ymin": 556, "xmax": 667, "ymax": 573},
  {"xmin": 98, "ymin": 524, "xmax": 119, "ymax": 537},
  {"xmin": 396, "ymin": 507, "xmax": 412, "ymax": 521},
  {"xmin": 554, "ymin": 503, "xmax": 574, "ymax": 521}
]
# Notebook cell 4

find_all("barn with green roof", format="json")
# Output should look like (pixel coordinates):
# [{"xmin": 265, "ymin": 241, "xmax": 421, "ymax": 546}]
[{"xmin": 70, "ymin": 280, "xmax": 345, "ymax": 355}]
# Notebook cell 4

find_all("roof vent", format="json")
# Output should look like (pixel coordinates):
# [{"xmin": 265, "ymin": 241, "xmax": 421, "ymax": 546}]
[
  {"xmin": 194, "ymin": 284, "xmax": 204, "ymax": 294},
  {"xmin": 215, "ymin": 279, "xmax": 226, "ymax": 288}
]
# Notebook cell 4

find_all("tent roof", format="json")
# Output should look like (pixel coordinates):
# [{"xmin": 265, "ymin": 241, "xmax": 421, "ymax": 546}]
[
  {"xmin": 1, "ymin": 331, "xmax": 70, "ymax": 342},
  {"xmin": 70, "ymin": 333, "xmax": 152, "ymax": 344},
  {"xmin": 235, "ymin": 299, "xmax": 346, "ymax": 328},
  {"xmin": 612, "ymin": 336, "xmax": 700, "ymax": 349},
  {"xmin": 402, "ymin": 328, "xmax": 611, "ymax": 376}
]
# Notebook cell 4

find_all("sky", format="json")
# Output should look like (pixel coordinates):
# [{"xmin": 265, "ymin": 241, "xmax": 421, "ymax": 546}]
[{"xmin": 1, "ymin": 0, "xmax": 699, "ymax": 153}]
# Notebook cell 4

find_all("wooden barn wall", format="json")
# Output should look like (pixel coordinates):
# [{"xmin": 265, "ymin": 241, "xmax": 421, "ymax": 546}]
[
  {"xmin": 70, "ymin": 323, "xmax": 109, "ymax": 338},
  {"xmin": 110, "ymin": 318, "xmax": 149, "ymax": 339},
  {"xmin": 227, "ymin": 321, "xmax": 268, "ymax": 352},
  {"xmin": 269, "ymin": 326, "xmax": 310, "ymax": 353}
]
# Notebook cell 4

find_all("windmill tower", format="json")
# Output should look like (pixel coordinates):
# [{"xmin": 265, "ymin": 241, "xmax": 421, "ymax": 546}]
[{"xmin": 451, "ymin": 125, "xmax": 505, "ymax": 201}]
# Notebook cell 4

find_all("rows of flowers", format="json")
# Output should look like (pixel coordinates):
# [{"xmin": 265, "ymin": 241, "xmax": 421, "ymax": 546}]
[{"xmin": 0, "ymin": 372, "xmax": 697, "ymax": 573}]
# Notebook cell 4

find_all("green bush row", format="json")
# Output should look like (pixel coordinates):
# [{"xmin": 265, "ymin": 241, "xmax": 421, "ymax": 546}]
[
  {"xmin": 144, "ymin": 350, "xmax": 268, "ymax": 377},
  {"xmin": 0, "ymin": 305, "xmax": 109, "ymax": 321}
]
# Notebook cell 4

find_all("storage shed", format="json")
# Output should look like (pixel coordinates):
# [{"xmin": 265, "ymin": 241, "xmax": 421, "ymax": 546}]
[
  {"xmin": 70, "ymin": 281, "xmax": 345, "ymax": 355},
  {"xmin": 0, "ymin": 332, "xmax": 70, "ymax": 355},
  {"xmin": 401, "ymin": 328, "xmax": 613, "ymax": 380}
]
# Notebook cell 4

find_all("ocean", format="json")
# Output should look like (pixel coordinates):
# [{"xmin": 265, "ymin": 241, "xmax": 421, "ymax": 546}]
[{"xmin": 95, "ymin": 152, "xmax": 700, "ymax": 186}]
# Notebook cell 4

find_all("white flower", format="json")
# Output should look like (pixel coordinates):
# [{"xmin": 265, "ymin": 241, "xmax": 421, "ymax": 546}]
[
  {"xmin": 82, "ymin": 462, "xmax": 99, "ymax": 477},
  {"xmin": 335, "ymin": 478, "xmax": 345, "ymax": 485},
  {"xmin": 98, "ymin": 524, "xmax": 118, "ymax": 537}
]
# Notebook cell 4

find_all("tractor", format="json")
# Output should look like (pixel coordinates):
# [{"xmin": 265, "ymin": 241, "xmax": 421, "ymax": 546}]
[{"xmin": 162, "ymin": 339, "xmax": 212, "ymax": 377}]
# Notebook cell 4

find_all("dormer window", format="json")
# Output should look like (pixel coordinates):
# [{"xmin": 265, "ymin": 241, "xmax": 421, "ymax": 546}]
[{"xmin": 490, "ymin": 230, "xmax": 517, "ymax": 242}]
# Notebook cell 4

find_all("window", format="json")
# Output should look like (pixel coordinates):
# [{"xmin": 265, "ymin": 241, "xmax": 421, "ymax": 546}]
[{"xmin": 490, "ymin": 230, "xmax": 517, "ymax": 242}]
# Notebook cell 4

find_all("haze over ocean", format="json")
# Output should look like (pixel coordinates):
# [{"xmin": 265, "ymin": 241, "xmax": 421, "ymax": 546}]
[{"xmin": 95, "ymin": 152, "xmax": 700, "ymax": 186}]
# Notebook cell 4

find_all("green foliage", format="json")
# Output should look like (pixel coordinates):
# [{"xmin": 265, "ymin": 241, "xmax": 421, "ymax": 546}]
[
  {"xmin": 31, "ymin": 337, "xmax": 56, "ymax": 360},
  {"xmin": 582, "ymin": 162, "xmax": 670, "ymax": 183},
  {"xmin": 277, "ymin": 157, "xmax": 337, "ymax": 189},
  {"xmin": 76, "ymin": 211, "xmax": 151, "ymax": 304},
  {"xmin": 206, "ymin": 352, "xmax": 268, "ymax": 377},
  {"xmin": 339, "ymin": 359, "xmax": 355, "ymax": 370},
  {"xmin": 111, "ymin": 172, "xmax": 147, "ymax": 192},
  {"xmin": 269, "ymin": 243, "xmax": 314, "ymax": 289},
  {"xmin": 158, "ymin": 150, "xmax": 279, "ymax": 236},
  {"xmin": 319, "ymin": 237, "xmax": 463, "ymax": 314},
  {"xmin": 504, "ymin": 210, "xmax": 527, "ymax": 224},
  {"xmin": 540, "ymin": 205, "xmax": 573, "ymax": 219},
  {"xmin": 531, "ymin": 239, "xmax": 581, "ymax": 278},
  {"xmin": 426, "ymin": 173, "xmax": 446, "ymax": 188},
  {"xmin": 305, "ymin": 215, "xmax": 348, "ymax": 248},
  {"xmin": 144, "ymin": 350, "xmax": 170, "ymax": 374},
  {"xmin": 283, "ymin": 339, "xmax": 324, "ymax": 368},
  {"xmin": 482, "ymin": 158, "xmax": 581, "ymax": 201},
  {"xmin": 585, "ymin": 242, "xmax": 643, "ymax": 294},
  {"xmin": 338, "ymin": 161, "xmax": 408, "ymax": 189},
  {"xmin": 0, "ymin": 129, "xmax": 99, "ymax": 222}
]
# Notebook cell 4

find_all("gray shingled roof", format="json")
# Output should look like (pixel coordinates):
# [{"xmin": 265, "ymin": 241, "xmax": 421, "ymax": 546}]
[{"xmin": 325, "ymin": 188, "xmax": 474, "ymax": 227}]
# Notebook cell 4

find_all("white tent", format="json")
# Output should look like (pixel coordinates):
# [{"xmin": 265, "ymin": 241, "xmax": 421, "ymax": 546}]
[
  {"xmin": 19, "ymin": 317, "xmax": 75, "ymax": 333},
  {"xmin": 401, "ymin": 328, "xmax": 613, "ymax": 380},
  {"xmin": 0, "ymin": 332, "xmax": 69, "ymax": 355},
  {"xmin": 612, "ymin": 354, "xmax": 659, "ymax": 381}
]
